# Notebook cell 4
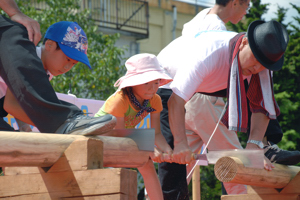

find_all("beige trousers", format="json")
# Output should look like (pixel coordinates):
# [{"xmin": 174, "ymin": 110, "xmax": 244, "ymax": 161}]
[{"xmin": 185, "ymin": 93, "xmax": 247, "ymax": 194}]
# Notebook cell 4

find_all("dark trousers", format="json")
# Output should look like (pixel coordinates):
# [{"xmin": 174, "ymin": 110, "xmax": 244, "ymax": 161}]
[
  {"xmin": 157, "ymin": 88, "xmax": 189, "ymax": 200},
  {"xmin": 0, "ymin": 15, "xmax": 81, "ymax": 133}
]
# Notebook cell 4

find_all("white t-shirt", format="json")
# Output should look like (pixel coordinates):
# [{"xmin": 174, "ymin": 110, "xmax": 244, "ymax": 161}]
[
  {"xmin": 0, "ymin": 47, "xmax": 53, "ymax": 99},
  {"xmin": 160, "ymin": 7, "xmax": 228, "ymax": 91},
  {"xmin": 158, "ymin": 31, "xmax": 238, "ymax": 102},
  {"xmin": 182, "ymin": 8, "xmax": 227, "ymax": 38}
]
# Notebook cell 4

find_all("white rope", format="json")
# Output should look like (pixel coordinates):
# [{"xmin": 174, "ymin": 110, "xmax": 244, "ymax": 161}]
[{"xmin": 186, "ymin": 101, "xmax": 228, "ymax": 180}]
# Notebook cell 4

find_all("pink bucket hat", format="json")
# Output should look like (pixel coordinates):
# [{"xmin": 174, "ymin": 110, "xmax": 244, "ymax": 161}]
[{"xmin": 114, "ymin": 53, "xmax": 172, "ymax": 90}]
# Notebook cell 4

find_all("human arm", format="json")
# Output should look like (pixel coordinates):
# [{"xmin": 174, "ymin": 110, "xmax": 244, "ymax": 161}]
[
  {"xmin": 150, "ymin": 112, "xmax": 173, "ymax": 163},
  {"xmin": 4, "ymin": 88, "xmax": 34, "ymax": 126},
  {"xmin": 114, "ymin": 116, "xmax": 125, "ymax": 129},
  {"xmin": 168, "ymin": 92, "xmax": 193, "ymax": 164},
  {"xmin": 0, "ymin": 0, "xmax": 41, "ymax": 45},
  {"xmin": 246, "ymin": 112, "xmax": 274, "ymax": 171}
]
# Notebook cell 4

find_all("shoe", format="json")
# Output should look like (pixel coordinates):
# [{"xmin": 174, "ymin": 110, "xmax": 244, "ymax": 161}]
[
  {"xmin": 55, "ymin": 113, "xmax": 117, "ymax": 136},
  {"xmin": 264, "ymin": 142, "xmax": 300, "ymax": 165}
]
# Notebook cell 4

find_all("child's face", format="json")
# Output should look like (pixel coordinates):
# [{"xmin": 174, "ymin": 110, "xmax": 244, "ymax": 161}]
[
  {"xmin": 43, "ymin": 40, "xmax": 78, "ymax": 76},
  {"xmin": 132, "ymin": 79, "xmax": 160, "ymax": 101}
]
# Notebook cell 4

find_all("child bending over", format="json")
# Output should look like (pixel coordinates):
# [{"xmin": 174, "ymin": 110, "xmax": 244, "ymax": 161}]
[
  {"xmin": 95, "ymin": 53, "xmax": 173, "ymax": 200},
  {"xmin": 1, "ymin": 21, "xmax": 114, "ymax": 133}
]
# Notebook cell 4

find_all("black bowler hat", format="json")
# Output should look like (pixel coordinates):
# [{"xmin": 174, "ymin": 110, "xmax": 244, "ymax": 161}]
[{"xmin": 247, "ymin": 20, "xmax": 289, "ymax": 71}]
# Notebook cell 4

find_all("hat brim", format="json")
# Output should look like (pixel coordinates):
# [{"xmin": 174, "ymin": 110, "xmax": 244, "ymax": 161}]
[
  {"xmin": 116, "ymin": 70, "xmax": 173, "ymax": 90},
  {"xmin": 247, "ymin": 20, "xmax": 284, "ymax": 71},
  {"xmin": 59, "ymin": 43, "xmax": 92, "ymax": 69}
]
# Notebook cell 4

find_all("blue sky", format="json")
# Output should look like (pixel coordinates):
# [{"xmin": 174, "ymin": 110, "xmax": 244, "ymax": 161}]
[{"xmin": 261, "ymin": 0, "xmax": 299, "ymax": 25}]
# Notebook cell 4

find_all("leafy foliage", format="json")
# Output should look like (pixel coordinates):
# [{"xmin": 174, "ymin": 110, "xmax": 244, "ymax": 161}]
[
  {"xmin": 273, "ymin": 3, "xmax": 300, "ymax": 151},
  {"xmin": 6, "ymin": 0, "xmax": 126, "ymax": 100}
]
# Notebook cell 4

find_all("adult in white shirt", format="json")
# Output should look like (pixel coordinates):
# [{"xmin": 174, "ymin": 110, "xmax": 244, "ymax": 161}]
[
  {"xmin": 156, "ymin": 20, "xmax": 289, "ymax": 200},
  {"xmin": 158, "ymin": 0, "xmax": 250, "ymax": 198},
  {"xmin": 183, "ymin": 0, "xmax": 287, "ymax": 157}
]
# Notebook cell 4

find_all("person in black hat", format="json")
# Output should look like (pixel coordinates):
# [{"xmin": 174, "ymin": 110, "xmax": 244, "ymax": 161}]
[{"xmin": 156, "ymin": 20, "xmax": 289, "ymax": 198}]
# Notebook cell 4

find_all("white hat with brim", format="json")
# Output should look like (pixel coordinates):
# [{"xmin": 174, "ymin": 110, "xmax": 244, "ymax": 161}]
[{"xmin": 114, "ymin": 53, "xmax": 172, "ymax": 90}]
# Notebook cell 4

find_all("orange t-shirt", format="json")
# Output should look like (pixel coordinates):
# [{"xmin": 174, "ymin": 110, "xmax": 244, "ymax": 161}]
[{"xmin": 95, "ymin": 90, "xmax": 162, "ymax": 128}]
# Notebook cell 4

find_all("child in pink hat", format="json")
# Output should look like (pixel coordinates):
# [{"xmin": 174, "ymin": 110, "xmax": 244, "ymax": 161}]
[{"xmin": 95, "ymin": 53, "xmax": 173, "ymax": 200}]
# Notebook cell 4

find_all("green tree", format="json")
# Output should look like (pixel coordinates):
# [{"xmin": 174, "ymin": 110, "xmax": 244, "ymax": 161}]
[
  {"xmin": 1, "ymin": 0, "xmax": 126, "ymax": 100},
  {"xmin": 273, "ymin": 4, "xmax": 300, "ymax": 151}
]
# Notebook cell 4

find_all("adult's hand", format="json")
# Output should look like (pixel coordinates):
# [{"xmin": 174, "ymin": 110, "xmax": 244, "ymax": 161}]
[
  {"xmin": 0, "ymin": 0, "xmax": 42, "ymax": 45},
  {"xmin": 10, "ymin": 12, "xmax": 41, "ymax": 46},
  {"xmin": 172, "ymin": 140, "xmax": 193, "ymax": 164},
  {"xmin": 246, "ymin": 143, "xmax": 274, "ymax": 171}
]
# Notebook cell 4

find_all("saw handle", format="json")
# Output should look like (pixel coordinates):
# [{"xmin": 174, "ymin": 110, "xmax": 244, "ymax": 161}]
[{"xmin": 162, "ymin": 153, "xmax": 197, "ymax": 160}]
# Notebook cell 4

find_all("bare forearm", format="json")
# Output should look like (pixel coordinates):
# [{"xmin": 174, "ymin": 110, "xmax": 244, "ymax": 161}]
[
  {"xmin": 247, "ymin": 112, "xmax": 274, "ymax": 171},
  {"xmin": 0, "ymin": 0, "xmax": 21, "ymax": 17},
  {"xmin": 168, "ymin": 93, "xmax": 192, "ymax": 163},
  {"xmin": 155, "ymin": 133, "xmax": 170, "ymax": 151},
  {"xmin": 248, "ymin": 112, "xmax": 269, "ymax": 142},
  {"xmin": 0, "ymin": 0, "xmax": 41, "ymax": 45},
  {"xmin": 168, "ymin": 93, "xmax": 187, "ymax": 145}
]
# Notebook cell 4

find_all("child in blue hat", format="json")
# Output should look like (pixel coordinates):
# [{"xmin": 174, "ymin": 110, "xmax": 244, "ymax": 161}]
[
  {"xmin": 0, "ymin": 2, "xmax": 116, "ymax": 135},
  {"xmin": 0, "ymin": 21, "xmax": 97, "ymax": 131}
]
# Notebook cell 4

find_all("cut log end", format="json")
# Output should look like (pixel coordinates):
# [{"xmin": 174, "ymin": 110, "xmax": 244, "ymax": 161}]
[
  {"xmin": 214, "ymin": 156, "xmax": 299, "ymax": 189},
  {"xmin": 214, "ymin": 156, "xmax": 240, "ymax": 182}
]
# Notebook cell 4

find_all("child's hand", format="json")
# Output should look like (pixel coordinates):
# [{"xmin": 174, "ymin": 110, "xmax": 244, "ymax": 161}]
[
  {"xmin": 150, "ymin": 146, "xmax": 173, "ymax": 163},
  {"xmin": 150, "ymin": 147, "xmax": 164, "ymax": 163},
  {"xmin": 161, "ymin": 145, "xmax": 173, "ymax": 163},
  {"xmin": 150, "ymin": 147, "xmax": 173, "ymax": 163}
]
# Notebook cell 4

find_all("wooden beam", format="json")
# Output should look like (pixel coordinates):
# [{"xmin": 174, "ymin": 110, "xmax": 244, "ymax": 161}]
[
  {"xmin": 1, "ymin": 194, "xmax": 128, "ymax": 200},
  {"xmin": 280, "ymin": 171, "xmax": 300, "ymax": 194},
  {"xmin": 192, "ymin": 166, "xmax": 201, "ymax": 200},
  {"xmin": 247, "ymin": 185, "xmax": 280, "ymax": 195},
  {"xmin": 0, "ymin": 168, "xmax": 137, "ymax": 199},
  {"xmin": 0, "ymin": 131, "xmax": 91, "ymax": 167},
  {"xmin": 214, "ymin": 156, "xmax": 300, "ymax": 188},
  {"xmin": 221, "ymin": 194, "xmax": 300, "ymax": 200},
  {"xmin": 5, "ymin": 137, "xmax": 103, "ymax": 175}
]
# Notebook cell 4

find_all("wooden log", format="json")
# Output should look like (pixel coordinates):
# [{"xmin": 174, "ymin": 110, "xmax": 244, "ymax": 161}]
[
  {"xmin": 0, "ymin": 131, "xmax": 151, "ymax": 169},
  {"xmin": 214, "ymin": 156, "xmax": 300, "ymax": 188},
  {"xmin": 0, "ymin": 131, "xmax": 88, "ymax": 167},
  {"xmin": 91, "ymin": 135, "xmax": 151, "ymax": 168},
  {"xmin": 5, "ymin": 135, "xmax": 149, "ymax": 175}
]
